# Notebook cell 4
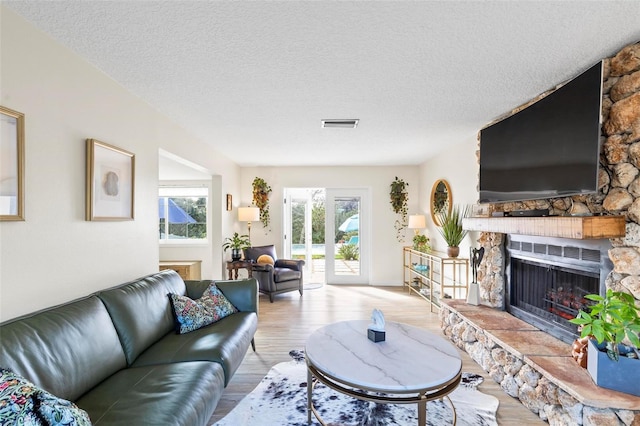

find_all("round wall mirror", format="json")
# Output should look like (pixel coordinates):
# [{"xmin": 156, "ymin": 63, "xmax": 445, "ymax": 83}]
[{"xmin": 430, "ymin": 179, "xmax": 452, "ymax": 225}]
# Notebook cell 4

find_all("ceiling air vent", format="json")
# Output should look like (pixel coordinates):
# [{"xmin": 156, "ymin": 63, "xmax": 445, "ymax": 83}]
[{"xmin": 321, "ymin": 119, "xmax": 359, "ymax": 129}]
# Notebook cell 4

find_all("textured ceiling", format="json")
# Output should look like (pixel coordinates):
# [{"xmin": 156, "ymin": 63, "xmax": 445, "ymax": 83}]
[{"xmin": 5, "ymin": 1, "xmax": 640, "ymax": 167}]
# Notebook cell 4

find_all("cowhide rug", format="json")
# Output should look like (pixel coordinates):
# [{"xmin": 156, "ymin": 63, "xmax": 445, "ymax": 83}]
[{"xmin": 214, "ymin": 350, "xmax": 499, "ymax": 426}]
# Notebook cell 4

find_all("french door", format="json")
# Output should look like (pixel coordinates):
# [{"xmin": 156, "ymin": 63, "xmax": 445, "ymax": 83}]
[
  {"xmin": 283, "ymin": 188, "xmax": 317, "ymax": 279},
  {"xmin": 325, "ymin": 188, "xmax": 369, "ymax": 284}
]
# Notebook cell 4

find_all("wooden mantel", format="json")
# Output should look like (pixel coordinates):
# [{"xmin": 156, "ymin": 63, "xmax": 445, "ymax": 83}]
[{"xmin": 462, "ymin": 215, "xmax": 626, "ymax": 239}]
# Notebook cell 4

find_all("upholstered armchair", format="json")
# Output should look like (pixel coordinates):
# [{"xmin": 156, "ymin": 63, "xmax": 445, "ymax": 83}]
[{"xmin": 243, "ymin": 245, "xmax": 305, "ymax": 302}]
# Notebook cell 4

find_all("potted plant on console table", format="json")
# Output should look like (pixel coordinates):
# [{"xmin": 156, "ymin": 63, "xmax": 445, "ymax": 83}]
[
  {"xmin": 435, "ymin": 204, "xmax": 470, "ymax": 258},
  {"xmin": 222, "ymin": 232, "xmax": 251, "ymax": 262},
  {"xmin": 569, "ymin": 289, "xmax": 640, "ymax": 396}
]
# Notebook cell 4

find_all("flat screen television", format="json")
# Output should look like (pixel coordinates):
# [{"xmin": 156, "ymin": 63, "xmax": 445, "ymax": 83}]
[{"xmin": 479, "ymin": 61, "xmax": 603, "ymax": 204}]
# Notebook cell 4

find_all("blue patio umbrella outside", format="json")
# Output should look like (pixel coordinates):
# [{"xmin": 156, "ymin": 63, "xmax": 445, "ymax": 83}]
[
  {"xmin": 338, "ymin": 214, "xmax": 359, "ymax": 232},
  {"xmin": 159, "ymin": 198, "xmax": 196, "ymax": 223}
]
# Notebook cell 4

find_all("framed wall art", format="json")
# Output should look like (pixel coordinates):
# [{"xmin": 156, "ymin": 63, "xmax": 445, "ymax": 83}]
[
  {"xmin": 0, "ymin": 106, "xmax": 25, "ymax": 221},
  {"xmin": 226, "ymin": 194, "xmax": 232, "ymax": 211},
  {"xmin": 86, "ymin": 139, "xmax": 135, "ymax": 221}
]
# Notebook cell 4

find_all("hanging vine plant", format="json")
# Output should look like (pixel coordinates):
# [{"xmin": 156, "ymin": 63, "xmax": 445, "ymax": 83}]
[
  {"xmin": 390, "ymin": 176, "xmax": 409, "ymax": 242},
  {"xmin": 252, "ymin": 177, "xmax": 272, "ymax": 230}
]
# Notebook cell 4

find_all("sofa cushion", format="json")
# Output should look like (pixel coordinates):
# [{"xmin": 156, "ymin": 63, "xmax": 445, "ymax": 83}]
[
  {"xmin": 274, "ymin": 267, "xmax": 302, "ymax": 283},
  {"xmin": 243, "ymin": 245, "xmax": 277, "ymax": 262},
  {"xmin": 76, "ymin": 362, "xmax": 224, "ymax": 426},
  {"xmin": 131, "ymin": 311, "xmax": 258, "ymax": 386},
  {"xmin": 97, "ymin": 270, "xmax": 187, "ymax": 365},
  {"xmin": 168, "ymin": 284, "xmax": 237, "ymax": 334},
  {"xmin": 0, "ymin": 296, "xmax": 127, "ymax": 401}
]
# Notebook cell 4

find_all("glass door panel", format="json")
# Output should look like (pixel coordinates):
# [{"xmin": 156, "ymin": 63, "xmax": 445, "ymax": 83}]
[{"xmin": 326, "ymin": 188, "xmax": 369, "ymax": 284}]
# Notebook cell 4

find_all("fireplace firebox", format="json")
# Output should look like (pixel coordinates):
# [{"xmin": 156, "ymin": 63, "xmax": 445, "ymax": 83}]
[{"xmin": 506, "ymin": 235, "xmax": 611, "ymax": 344}]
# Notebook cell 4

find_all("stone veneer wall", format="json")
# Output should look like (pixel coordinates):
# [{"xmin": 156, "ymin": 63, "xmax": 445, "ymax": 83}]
[
  {"xmin": 476, "ymin": 41, "xmax": 640, "ymax": 309},
  {"xmin": 440, "ymin": 42, "xmax": 640, "ymax": 426}
]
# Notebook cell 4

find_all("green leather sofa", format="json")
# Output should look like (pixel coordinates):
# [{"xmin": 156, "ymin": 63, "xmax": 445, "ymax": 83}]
[{"xmin": 0, "ymin": 270, "xmax": 258, "ymax": 425}]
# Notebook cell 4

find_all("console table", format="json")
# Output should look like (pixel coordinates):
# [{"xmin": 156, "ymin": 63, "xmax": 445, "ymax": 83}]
[{"xmin": 403, "ymin": 248, "xmax": 469, "ymax": 312}]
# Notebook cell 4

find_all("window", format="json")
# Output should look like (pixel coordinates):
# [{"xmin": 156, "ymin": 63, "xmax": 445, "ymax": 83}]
[{"xmin": 159, "ymin": 185, "xmax": 208, "ymax": 243}]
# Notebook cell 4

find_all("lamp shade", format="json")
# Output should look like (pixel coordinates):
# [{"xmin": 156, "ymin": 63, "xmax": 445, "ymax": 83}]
[
  {"xmin": 408, "ymin": 214, "xmax": 426, "ymax": 229},
  {"xmin": 238, "ymin": 206, "xmax": 260, "ymax": 222}
]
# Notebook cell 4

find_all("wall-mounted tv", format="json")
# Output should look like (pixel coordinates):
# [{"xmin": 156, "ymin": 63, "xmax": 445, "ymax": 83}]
[{"xmin": 479, "ymin": 61, "xmax": 603, "ymax": 204}]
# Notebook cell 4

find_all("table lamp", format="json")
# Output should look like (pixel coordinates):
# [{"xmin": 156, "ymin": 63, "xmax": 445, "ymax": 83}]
[
  {"xmin": 408, "ymin": 214, "xmax": 426, "ymax": 235},
  {"xmin": 238, "ymin": 206, "xmax": 260, "ymax": 241}
]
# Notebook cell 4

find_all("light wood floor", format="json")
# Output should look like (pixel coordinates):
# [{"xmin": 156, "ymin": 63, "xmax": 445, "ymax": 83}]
[{"xmin": 209, "ymin": 284, "xmax": 546, "ymax": 425}]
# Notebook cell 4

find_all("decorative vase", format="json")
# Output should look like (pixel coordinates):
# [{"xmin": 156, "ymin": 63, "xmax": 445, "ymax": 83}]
[
  {"xmin": 447, "ymin": 246, "xmax": 460, "ymax": 258},
  {"xmin": 231, "ymin": 248, "xmax": 242, "ymax": 262}
]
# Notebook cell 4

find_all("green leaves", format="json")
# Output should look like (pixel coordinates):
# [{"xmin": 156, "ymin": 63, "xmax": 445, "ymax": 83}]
[
  {"xmin": 569, "ymin": 288, "xmax": 640, "ymax": 359},
  {"xmin": 436, "ymin": 204, "xmax": 470, "ymax": 247},
  {"xmin": 222, "ymin": 232, "xmax": 251, "ymax": 251}
]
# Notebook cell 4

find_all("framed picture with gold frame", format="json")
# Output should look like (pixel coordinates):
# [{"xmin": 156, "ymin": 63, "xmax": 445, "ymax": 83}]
[
  {"xmin": 0, "ymin": 106, "xmax": 25, "ymax": 221},
  {"xmin": 86, "ymin": 139, "xmax": 135, "ymax": 221}
]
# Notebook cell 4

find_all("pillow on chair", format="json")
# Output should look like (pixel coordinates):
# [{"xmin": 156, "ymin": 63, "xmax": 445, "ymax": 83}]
[{"xmin": 257, "ymin": 254, "xmax": 275, "ymax": 265}]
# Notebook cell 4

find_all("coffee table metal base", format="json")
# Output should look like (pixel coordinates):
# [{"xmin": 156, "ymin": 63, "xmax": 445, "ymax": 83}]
[{"xmin": 306, "ymin": 362, "xmax": 461, "ymax": 426}]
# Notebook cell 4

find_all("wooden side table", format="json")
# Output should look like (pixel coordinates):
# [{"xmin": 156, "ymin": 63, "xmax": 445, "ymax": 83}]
[{"xmin": 226, "ymin": 260, "xmax": 253, "ymax": 280}]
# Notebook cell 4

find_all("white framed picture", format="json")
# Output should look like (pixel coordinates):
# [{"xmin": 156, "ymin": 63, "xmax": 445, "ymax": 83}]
[
  {"xmin": 0, "ymin": 105, "xmax": 25, "ymax": 221},
  {"xmin": 86, "ymin": 139, "xmax": 135, "ymax": 221}
]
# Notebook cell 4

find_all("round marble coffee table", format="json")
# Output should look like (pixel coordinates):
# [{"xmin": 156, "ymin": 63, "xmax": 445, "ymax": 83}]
[{"xmin": 305, "ymin": 320, "xmax": 462, "ymax": 426}]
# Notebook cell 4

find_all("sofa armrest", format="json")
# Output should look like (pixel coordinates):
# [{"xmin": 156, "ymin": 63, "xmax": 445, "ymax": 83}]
[
  {"xmin": 250, "ymin": 263, "xmax": 274, "ymax": 273},
  {"xmin": 275, "ymin": 259, "xmax": 305, "ymax": 271}
]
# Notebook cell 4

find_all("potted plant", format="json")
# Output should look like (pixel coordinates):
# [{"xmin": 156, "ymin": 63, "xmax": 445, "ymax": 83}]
[
  {"xmin": 435, "ymin": 204, "xmax": 470, "ymax": 258},
  {"xmin": 412, "ymin": 234, "xmax": 430, "ymax": 253},
  {"xmin": 569, "ymin": 289, "xmax": 640, "ymax": 396},
  {"xmin": 222, "ymin": 232, "xmax": 251, "ymax": 261},
  {"xmin": 252, "ymin": 177, "xmax": 272, "ymax": 230},
  {"xmin": 390, "ymin": 177, "xmax": 409, "ymax": 242}
]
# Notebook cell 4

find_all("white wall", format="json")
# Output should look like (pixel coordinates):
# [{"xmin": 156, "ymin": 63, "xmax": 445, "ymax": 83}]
[
  {"xmin": 418, "ymin": 136, "xmax": 481, "ymax": 257},
  {"xmin": 0, "ymin": 7, "xmax": 240, "ymax": 321},
  {"xmin": 0, "ymin": 6, "xmax": 485, "ymax": 320},
  {"xmin": 239, "ymin": 166, "xmax": 420, "ymax": 285}
]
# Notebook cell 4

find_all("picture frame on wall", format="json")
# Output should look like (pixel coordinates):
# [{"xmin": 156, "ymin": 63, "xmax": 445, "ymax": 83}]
[
  {"xmin": 226, "ymin": 194, "xmax": 232, "ymax": 211},
  {"xmin": 0, "ymin": 106, "xmax": 25, "ymax": 221},
  {"xmin": 86, "ymin": 139, "xmax": 135, "ymax": 221}
]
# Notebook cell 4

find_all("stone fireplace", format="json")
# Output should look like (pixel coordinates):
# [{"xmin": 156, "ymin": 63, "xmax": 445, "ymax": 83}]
[{"xmin": 440, "ymin": 41, "xmax": 640, "ymax": 425}]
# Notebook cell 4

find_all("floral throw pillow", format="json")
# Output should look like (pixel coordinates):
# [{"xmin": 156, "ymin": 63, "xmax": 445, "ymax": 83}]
[
  {"xmin": 169, "ymin": 283, "xmax": 238, "ymax": 334},
  {"xmin": 35, "ymin": 388, "xmax": 92, "ymax": 426},
  {"xmin": 0, "ymin": 368, "xmax": 43, "ymax": 426},
  {"xmin": 0, "ymin": 368, "xmax": 92, "ymax": 426}
]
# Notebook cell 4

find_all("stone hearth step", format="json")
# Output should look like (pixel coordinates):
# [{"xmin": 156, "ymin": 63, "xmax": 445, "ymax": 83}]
[{"xmin": 440, "ymin": 299, "xmax": 640, "ymax": 425}]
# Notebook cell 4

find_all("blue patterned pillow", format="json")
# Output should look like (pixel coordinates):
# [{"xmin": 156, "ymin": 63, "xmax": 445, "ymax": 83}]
[
  {"xmin": 0, "ymin": 368, "xmax": 92, "ymax": 426},
  {"xmin": 169, "ymin": 283, "xmax": 238, "ymax": 334},
  {"xmin": 0, "ymin": 368, "xmax": 43, "ymax": 426},
  {"xmin": 205, "ymin": 283, "xmax": 238, "ymax": 320},
  {"xmin": 34, "ymin": 388, "xmax": 92, "ymax": 426}
]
